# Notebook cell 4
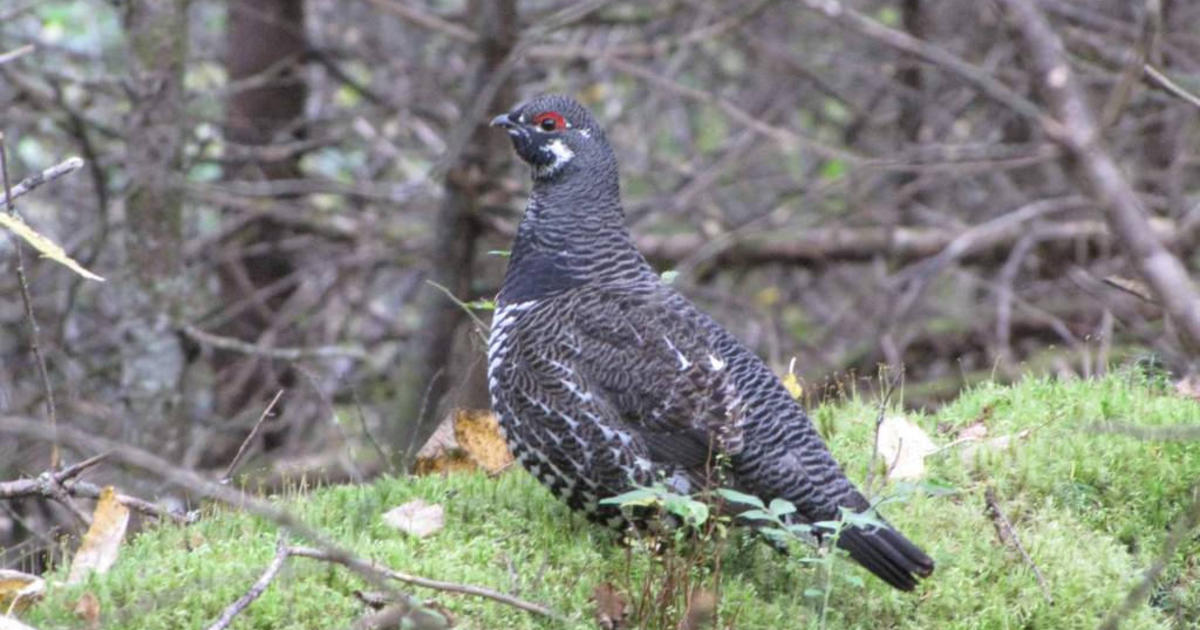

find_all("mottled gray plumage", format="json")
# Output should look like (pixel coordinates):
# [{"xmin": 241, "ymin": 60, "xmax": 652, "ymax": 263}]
[{"xmin": 487, "ymin": 94, "xmax": 934, "ymax": 590}]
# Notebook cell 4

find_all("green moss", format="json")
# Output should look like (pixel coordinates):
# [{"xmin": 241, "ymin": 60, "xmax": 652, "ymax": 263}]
[{"xmin": 21, "ymin": 371, "xmax": 1199, "ymax": 629}]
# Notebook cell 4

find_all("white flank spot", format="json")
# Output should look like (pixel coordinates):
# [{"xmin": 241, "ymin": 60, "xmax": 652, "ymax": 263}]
[
  {"xmin": 662, "ymin": 336, "xmax": 691, "ymax": 370},
  {"xmin": 707, "ymin": 353, "xmax": 726, "ymax": 371}
]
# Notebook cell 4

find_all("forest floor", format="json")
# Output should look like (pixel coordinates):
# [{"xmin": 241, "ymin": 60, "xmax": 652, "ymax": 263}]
[{"xmin": 16, "ymin": 370, "xmax": 1200, "ymax": 629}]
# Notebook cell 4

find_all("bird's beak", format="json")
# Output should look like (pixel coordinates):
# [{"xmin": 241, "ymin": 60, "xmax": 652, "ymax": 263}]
[{"xmin": 490, "ymin": 113, "xmax": 516, "ymax": 129}]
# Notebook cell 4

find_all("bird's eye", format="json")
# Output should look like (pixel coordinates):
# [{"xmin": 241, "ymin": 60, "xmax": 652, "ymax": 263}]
[{"xmin": 532, "ymin": 111, "xmax": 566, "ymax": 132}]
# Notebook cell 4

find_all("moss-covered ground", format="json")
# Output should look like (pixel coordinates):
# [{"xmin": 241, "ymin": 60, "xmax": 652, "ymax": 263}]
[{"xmin": 19, "ymin": 371, "xmax": 1200, "ymax": 629}]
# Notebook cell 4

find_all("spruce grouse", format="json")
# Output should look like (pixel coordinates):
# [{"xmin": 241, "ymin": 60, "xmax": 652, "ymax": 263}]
[{"xmin": 487, "ymin": 94, "xmax": 934, "ymax": 590}]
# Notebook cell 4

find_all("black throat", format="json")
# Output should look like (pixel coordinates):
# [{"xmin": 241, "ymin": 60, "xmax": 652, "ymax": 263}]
[{"xmin": 498, "ymin": 173, "xmax": 650, "ymax": 304}]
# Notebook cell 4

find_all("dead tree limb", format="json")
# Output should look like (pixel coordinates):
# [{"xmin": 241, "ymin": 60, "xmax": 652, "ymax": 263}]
[{"xmin": 999, "ymin": 0, "xmax": 1200, "ymax": 355}]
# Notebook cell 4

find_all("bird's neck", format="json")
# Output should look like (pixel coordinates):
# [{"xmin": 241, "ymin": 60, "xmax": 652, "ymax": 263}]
[{"xmin": 499, "ymin": 176, "xmax": 652, "ymax": 304}]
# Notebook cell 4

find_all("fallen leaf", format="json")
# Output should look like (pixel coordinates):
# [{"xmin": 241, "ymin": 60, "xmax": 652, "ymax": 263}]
[
  {"xmin": 0, "ymin": 212, "xmax": 104, "ymax": 281},
  {"xmin": 382, "ymin": 500, "xmax": 444, "ymax": 538},
  {"xmin": 453, "ymin": 409, "xmax": 513, "ymax": 473},
  {"xmin": 781, "ymin": 358, "xmax": 803, "ymax": 400},
  {"xmin": 876, "ymin": 415, "xmax": 938, "ymax": 481},
  {"xmin": 956, "ymin": 421, "xmax": 988, "ymax": 441},
  {"xmin": 74, "ymin": 591, "xmax": 101, "ymax": 629},
  {"xmin": 0, "ymin": 569, "xmax": 45, "ymax": 613},
  {"xmin": 959, "ymin": 429, "xmax": 1033, "ymax": 465},
  {"xmin": 1175, "ymin": 374, "xmax": 1200, "ymax": 402},
  {"xmin": 592, "ymin": 582, "xmax": 629, "ymax": 630},
  {"xmin": 67, "ymin": 486, "xmax": 130, "ymax": 584}
]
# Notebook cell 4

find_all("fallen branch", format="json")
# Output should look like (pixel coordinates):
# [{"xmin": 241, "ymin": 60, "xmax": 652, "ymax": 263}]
[
  {"xmin": 0, "ymin": 453, "xmax": 189, "ymax": 524},
  {"xmin": 205, "ymin": 536, "xmax": 290, "ymax": 630},
  {"xmin": 287, "ymin": 545, "xmax": 562, "ymax": 619},
  {"xmin": 1099, "ymin": 484, "xmax": 1200, "ymax": 630},
  {"xmin": 984, "ymin": 487, "xmax": 1052, "ymax": 604}
]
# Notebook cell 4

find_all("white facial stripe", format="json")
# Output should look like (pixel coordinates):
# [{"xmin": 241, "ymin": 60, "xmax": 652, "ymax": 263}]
[{"xmin": 536, "ymin": 139, "xmax": 575, "ymax": 177}]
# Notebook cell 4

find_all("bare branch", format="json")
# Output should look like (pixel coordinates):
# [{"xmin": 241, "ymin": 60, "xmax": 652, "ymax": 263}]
[
  {"xmin": 221, "ymin": 389, "xmax": 286, "ymax": 484},
  {"xmin": 0, "ymin": 156, "xmax": 86, "ymax": 207},
  {"xmin": 999, "ymin": 0, "xmax": 1200, "ymax": 354}
]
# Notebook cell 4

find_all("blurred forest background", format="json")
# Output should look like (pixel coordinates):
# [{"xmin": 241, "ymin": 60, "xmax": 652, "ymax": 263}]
[{"xmin": 1, "ymin": 0, "xmax": 1198, "ymax": 571}]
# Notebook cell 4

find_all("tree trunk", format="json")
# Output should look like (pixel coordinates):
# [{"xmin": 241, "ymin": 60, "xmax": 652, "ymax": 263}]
[
  {"xmin": 216, "ymin": 0, "xmax": 309, "ymax": 419},
  {"xmin": 118, "ymin": 0, "xmax": 190, "ymax": 445},
  {"xmin": 392, "ymin": 0, "xmax": 518, "ymax": 465}
]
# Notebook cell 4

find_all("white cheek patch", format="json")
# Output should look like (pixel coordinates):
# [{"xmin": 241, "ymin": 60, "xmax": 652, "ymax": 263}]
[{"xmin": 536, "ymin": 139, "xmax": 575, "ymax": 177}]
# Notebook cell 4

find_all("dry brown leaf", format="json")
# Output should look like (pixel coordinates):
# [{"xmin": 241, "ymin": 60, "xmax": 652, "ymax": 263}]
[
  {"xmin": 1175, "ymin": 374, "xmax": 1200, "ymax": 402},
  {"xmin": 0, "ymin": 569, "xmax": 45, "ymax": 614},
  {"xmin": 73, "ymin": 592, "xmax": 101, "ymax": 629},
  {"xmin": 956, "ymin": 421, "xmax": 988, "ymax": 441},
  {"xmin": 876, "ymin": 415, "xmax": 938, "ymax": 481},
  {"xmin": 67, "ymin": 486, "xmax": 130, "ymax": 584},
  {"xmin": 959, "ymin": 429, "xmax": 1033, "ymax": 465},
  {"xmin": 453, "ymin": 409, "xmax": 513, "ymax": 473},
  {"xmin": 382, "ymin": 499, "xmax": 444, "ymax": 538},
  {"xmin": 592, "ymin": 582, "xmax": 629, "ymax": 630}
]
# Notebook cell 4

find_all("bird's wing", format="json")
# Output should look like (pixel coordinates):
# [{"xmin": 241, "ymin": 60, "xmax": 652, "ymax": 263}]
[{"xmin": 569, "ymin": 285, "xmax": 746, "ymax": 471}]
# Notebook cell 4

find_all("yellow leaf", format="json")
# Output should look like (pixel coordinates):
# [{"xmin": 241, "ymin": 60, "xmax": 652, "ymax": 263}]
[
  {"xmin": 0, "ymin": 212, "xmax": 104, "ymax": 281},
  {"xmin": 0, "ymin": 569, "xmax": 44, "ymax": 614},
  {"xmin": 453, "ymin": 409, "xmax": 513, "ymax": 473},
  {"xmin": 781, "ymin": 358, "xmax": 803, "ymax": 400},
  {"xmin": 67, "ymin": 487, "xmax": 129, "ymax": 584}
]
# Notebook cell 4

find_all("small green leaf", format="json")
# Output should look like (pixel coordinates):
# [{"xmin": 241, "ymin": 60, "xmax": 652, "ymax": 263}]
[
  {"xmin": 803, "ymin": 588, "xmax": 823, "ymax": 598},
  {"xmin": 769, "ymin": 498, "xmax": 797, "ymax": 517},
  {"xmin": 486, "ymin": 250, "xmax": 511, "ymax": 258},
  {"xmin": 716, "ymin": 488, "xmax": 765, "ymax": 509},
  {"xmin": 600, "ymin": 488, "xmax": 661, "ymax": 507},
  {"xmin": 660, "ymin": 269, "xmax": 679, "ymax": 285},
  {"xmin": 465, "ymin": 299, "xmax": 495, "ymax": 311},
  {"xmin": 820, "ymin": 158, "xmax": 846, "ymax": 181}
]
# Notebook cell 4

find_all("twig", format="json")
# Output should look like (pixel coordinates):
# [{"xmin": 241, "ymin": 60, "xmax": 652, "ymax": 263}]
[
  {"xmin": 0, "ymin": 44, "xmax": 34, "ymax": 66},
  {"xmin": 984, "ymin": 487, "xmax": 1052, "ymax": 604},
  {"xmin": 222, "ymin": 390, "xmax": 285, "ymax": 484},
  {"xmin": 0, "ymin": 134, "xmax": 60, "ymax": 468},
  {"xmin": 0, "ymin": 414, "xmax": 428, "ymax": 599},
  {"xmin": 0, "ymin": 456, "xmax": 189, "ymax": 524},
  {"xmin": 205, "ymin": 536, "xmax": 290, "ymax": 630},
  {"xmin": 181, "ymin": 324, "xmax": 368, "ymax": 361},
  {"xmin": 864, "ymin": 366, "xmax": 904, "ymax": 498},
  {"xmin": 0, "ymin": 156, "xmax": 85, "ymax": 207},
  {"xmin": 1143, "ymin": 64, "xmax": 1200, "ymax": 110},
  {"xmin": 287, "ymin": 546, "xmax": 562, "ymax": 619},
  {"xmin": 1089, "ymin": 422, "xmax": 1200, "ymax": 441},
  {"xmin": 1099, "ymin": 484, "xmax": 1200, "ymax": 630},
  {"xmin": 999, "ymin": 0, "xmax": 1200, "ymax": 354}
]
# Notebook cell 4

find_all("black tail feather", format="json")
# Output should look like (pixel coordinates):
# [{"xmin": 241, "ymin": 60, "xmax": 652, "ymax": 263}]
[{"xmin": 836, "ymin": 523, "xmax": 934, "ymax": 591}]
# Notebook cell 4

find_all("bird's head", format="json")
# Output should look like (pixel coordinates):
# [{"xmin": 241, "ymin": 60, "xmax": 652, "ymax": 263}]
[{"xmin": 490, "ymin": 94, "xmax": 611, "ymax": 181}]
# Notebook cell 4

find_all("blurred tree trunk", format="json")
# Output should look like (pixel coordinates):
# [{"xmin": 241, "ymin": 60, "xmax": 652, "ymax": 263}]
[
  {"xmin": 217, "ymin": 0, "xmax": 308, "ymax": 419},
  {"xmin": 118, "ymin": 0, "xmax": 190, "ymax": 445},
  {"xmin": 393, "ymin": 0, "xmax": 518, "ymax": 465}
]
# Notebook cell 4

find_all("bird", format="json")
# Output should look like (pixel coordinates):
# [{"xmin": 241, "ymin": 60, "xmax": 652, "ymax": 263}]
[{"xmin": 486, "ymin": 94, "xmax": 934, "ymax": 591}]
